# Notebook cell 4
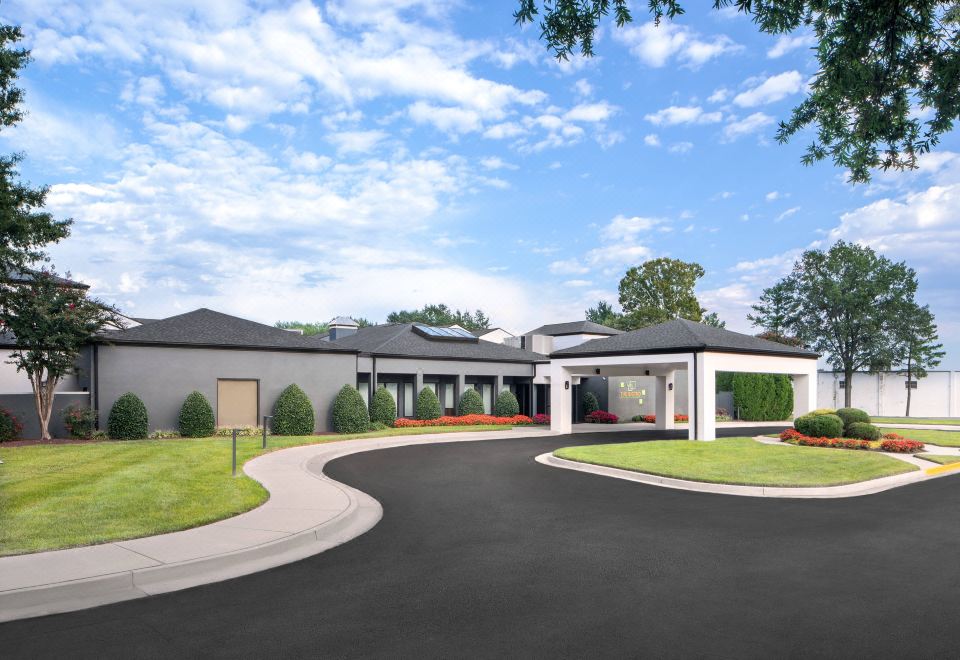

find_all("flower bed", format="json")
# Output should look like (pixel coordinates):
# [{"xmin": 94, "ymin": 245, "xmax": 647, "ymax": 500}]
[
  {"xmin": 532, "ymin": 413, "xmax": 550, "ymax": 425},
  {"xmin": 585, "ymin": 410, "xmax": 618, "ymax": 424},
  {"xmin": 780, "ymin": 428, "xmax": 925, "ymax": 453},
  {"xmin": 633, "ymin": 414, "xmax": 689, "ymax": 424},
  {"xmin": 394, "ymin": 414, "xmax": 533, "ymax": 428}
]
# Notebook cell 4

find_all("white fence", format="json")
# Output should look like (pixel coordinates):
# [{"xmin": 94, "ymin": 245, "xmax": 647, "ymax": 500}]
[{"xmin": 818, "ymin": 371, "xmax": 960, "ymax": 417}]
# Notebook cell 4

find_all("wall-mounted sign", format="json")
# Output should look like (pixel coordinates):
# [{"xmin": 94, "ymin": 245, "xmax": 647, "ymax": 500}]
[{"xmin": 618, "ymin": 380, "xmax": 646, "ymax": 399}]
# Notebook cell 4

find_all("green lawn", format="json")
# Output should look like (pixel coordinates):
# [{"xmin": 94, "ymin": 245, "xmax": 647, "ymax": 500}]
[
  {"xmin": 873, "ymin": 417, "xmax": 960, "ymax": 426},
  {"xmin": 917, "ymin": 453, "xmax": 960, "ymax": 466},
  {"xmin": 878, "ymin": 427, "xmax": 960, "ymax": 447},
  {"xmin": 554, "ymin": 437, "xmax": 917, "ymax": 488},
  {"xmin": 0, "ymin": 425, "xmax": 510, "ymax": 557}
]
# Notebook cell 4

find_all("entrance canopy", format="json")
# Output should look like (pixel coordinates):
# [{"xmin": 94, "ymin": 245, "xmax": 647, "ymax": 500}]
[{"xmin": 547, "ymin": 319, "xmax": 819, "ymax": 440}]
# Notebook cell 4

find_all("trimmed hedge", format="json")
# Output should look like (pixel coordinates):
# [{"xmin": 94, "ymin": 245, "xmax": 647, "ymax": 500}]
[
  {"xmin": 845, "ymin": 422, "xmax": 881, "ymax": 440},
  {"xmin": 582, "ymin": 391, "xmax": 600, "ymax": 416},
  {"xmin": 794, "ymin": 413, "xmax": 844, "ymax": 439},
  {"xmin": 495, "ymin": 390, "xmax": 520, "ymax": 417},
  {"xmin": 274, "ymin": 384, "xmax": 315, "ymax": 435},
  {"xmin": 836, "ymin": 407, "xmax": 870, "ymax": 429},
  {"xmin": 178, "ymin": 391, "xmax": 215, "ymax": 438},
  {"xmin": 732, "ymin": 373, "xmax": 793, "ymax": 421},
  {"xmin": 331, "ymin": 385, "xmax": 369, "ymax": 434},
  {"xmin": 716, "ymin": 371, "xmax": 735, "ymax": 392},
  {"xmin": 810, "ymin": 408, "xmax": 837, "ymax": 416},
  {"xmin": 416, "ymin": 387, "xmax": 442, "ymax": 420},
  {"xmin": 370, "ymin": 386, "xmax": 398, "ymax": 426},
  {"xmin": 458, "ymin": 388, "xmax": 485, "ymax": 415},
  {"xmin": 108, "ymin": 392, "xmax": 149, "ymax": 440}
]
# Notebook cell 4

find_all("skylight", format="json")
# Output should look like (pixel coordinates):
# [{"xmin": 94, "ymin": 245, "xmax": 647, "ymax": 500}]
[{"xmin": 412, "ymin": 324, "xmax": 479, "ymax": 342}]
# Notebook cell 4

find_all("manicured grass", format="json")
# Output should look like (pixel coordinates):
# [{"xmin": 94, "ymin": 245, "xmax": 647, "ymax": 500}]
[
  {"xmin": 0, "ymin": 425, "xmax": 511, "ymax": 557},
  {"xmin": 878, "ymin": 427, "xmax": 960, "ymax": 447},
  {"xmin": 554, "ymin": 437, "xmax": 917, "ymax": 488},
  {"xmin": 917, "ymin": 454, "xmax": 960, "ymax": 466},
  {"xmin": 873, "ymin": 417, "xmax": 960, "ymax": 426}
]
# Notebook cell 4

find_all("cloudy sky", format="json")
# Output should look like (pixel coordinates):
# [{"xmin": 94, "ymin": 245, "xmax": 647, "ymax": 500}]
[{"xmin": 4, "ymin": 1, "xmax": 959, "ymax": 366}]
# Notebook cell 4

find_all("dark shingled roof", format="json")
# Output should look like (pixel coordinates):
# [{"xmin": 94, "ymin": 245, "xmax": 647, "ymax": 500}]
[
  {"xmin": 98, "ymin": 308, "xmax": 355, "ymax": 352},
  {"xmin": 324, "ymin": 323, "xmax": 547, "ymax": 362},
  {"xmin": 524, "ymin": 320, "xmax": 623, "ymax": 337},
  {"xmin": 551, "ymin": 318, "xmax": 818, "ymax": 358}
]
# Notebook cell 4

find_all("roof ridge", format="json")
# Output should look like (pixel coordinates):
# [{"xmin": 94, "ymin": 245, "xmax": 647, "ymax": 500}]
[{"xmin": 675, "ymin": 318, "xmax": 710, "ymax": 346}]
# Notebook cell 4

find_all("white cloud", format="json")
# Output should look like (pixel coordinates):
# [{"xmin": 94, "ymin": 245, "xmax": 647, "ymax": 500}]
[
  {"xmin": 479, "ymin": 156, "xmax": 517, "ymax": 170},
  {"xmin": 767, "ymin": 34, "xmax": 816, "ymax": 59},
  {"xmin": 585, "ymin": 243, "xmax": 652, "ymax": 269},
  {"xmin": 708, "ymin": 87, "xmax": 729, "ymax": 103},
  {"xmin": 548, "ymin": 259, "xmax": 590, "ymax": 275},
  {"xmin": 644, "ymin": 133, "xmax": 661, "ymax": 147},
  {"xmin": 573, "ymin": 78, "xmax": 593, "ymax": 98},
  {"xmin": 564, "ymin": 279, "xmax": 592, "ymax": 287},
  {"xmin": 408, "ymin": 101, "xmax": 482, "ymax": 133},
  {"xmin": 776, "ymin": 206, "xmax": 801, "ymax": 222},
  {"xmin": 733, "ymin": 71, "xmax": 804, "ymax": 107},
  {"xmin": 669, "ymin": 141, "xmax": 693, "ymax": 154},
  {"xmin": 765, "ymin": 191, "xmax": 780, "ymax": 201},
  {"xmin": 602, "ymin": 215, "xmax": 664, "ymax": 241},
  {"xmin": 644, "ymin": 105, "xmax": 723, "ymax": 126},
  {"xmin": 563, "ymin": 102, "xmax": 617, "ymax": 123},
  {"xmin": 614, "ymin": 21, "xmax": 742, "ymax": 68},
  {"xmin": 722, "ymin": 112, "xmax": 774, "ymax": 141},
  {"xmin": 327, "ymin": 129, "xmax": 389, "ymax": 154}
]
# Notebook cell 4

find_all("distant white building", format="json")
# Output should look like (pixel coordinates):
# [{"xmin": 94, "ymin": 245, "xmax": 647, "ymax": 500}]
[{"xmin": 818, "ymin": 370, "xmax": 960, "ymax": 417}]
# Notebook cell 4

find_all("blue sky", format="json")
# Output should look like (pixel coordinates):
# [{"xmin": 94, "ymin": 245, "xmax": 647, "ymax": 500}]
[{"xmin": 4, "ymin": 1, "xmax": 959, "ymax": 366}]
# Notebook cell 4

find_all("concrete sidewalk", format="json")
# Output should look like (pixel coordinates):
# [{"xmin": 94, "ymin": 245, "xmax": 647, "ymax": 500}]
[{"xmin": 0, "ymin": 428, "xmax": 552, "ymax": 623}]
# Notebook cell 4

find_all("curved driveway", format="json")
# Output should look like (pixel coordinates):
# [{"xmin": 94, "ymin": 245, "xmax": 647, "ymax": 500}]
[{"xmin": 3, "ymin": 429, "xmax": 960, "ymax": 658}]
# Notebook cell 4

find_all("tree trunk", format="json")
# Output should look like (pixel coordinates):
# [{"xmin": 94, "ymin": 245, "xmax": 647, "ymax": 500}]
[
  {"xmin": 844, "ymin": 366, "xmax": 853, "ymax": 408},
  {"xmin": 40, "ymin": 377, "xmax": 58, "ymax": 440},
  {"xmin": 905, "ymin": 356, "xmax": 912, "ymax": 417}
]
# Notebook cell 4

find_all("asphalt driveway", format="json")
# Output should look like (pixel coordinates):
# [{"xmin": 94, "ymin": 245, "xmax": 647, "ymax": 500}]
[{"xmin": 3, "ymin": 428, "xmax": 959, "ymax": 658}]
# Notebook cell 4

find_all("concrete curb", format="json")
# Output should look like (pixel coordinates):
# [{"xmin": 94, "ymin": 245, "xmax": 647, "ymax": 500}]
[
  {"xmin": 0, "ymin": 428, "xmax": 551, "ymax": 623},
  {"xmin": 535, "ymin": 449, "xmax": 946, "ymax": 499}
]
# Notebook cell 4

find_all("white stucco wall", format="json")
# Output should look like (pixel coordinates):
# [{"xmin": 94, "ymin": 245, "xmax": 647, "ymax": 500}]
[
  {"xmin": 818, "ymin": 371, "xmax": 960, "ymax": 417},
  {"xmin": 477, "ymin": 328, "xmax": 515, "ymax": 344}
]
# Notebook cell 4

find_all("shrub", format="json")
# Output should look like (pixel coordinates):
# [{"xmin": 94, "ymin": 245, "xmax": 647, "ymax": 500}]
[
  {"xmin": 495, "ymin": 390, "xmax": 520, "ymax": 417},
  {"xmin": 214, "ymin": 425, "xmax": 263, "ymax": 437},
  {"xmin": 585, "ymin": 410, "xmax": 618, "ymax": 424},
  {"xmin": 332, "ymin": 385, "xmax": 369, "ymax": 434},
  {"xmin": 416, "ymin": 387, "xmax": 442, "ymax": 420},
  {"xmin": 880, "ymin": 438, "xmax": 925, "ymax": 453},
  {"xmin": 148, "ymin": 429, "xmax": 182, "ymax": 439},
  {"xmin": 369, "ymin": 386, "xmax": 397, "ymax": 426},
  {"xmin": 716, "ymin": 371, "xmax": 735, "ymax": 392},
  {"xmin": 91, "ymin": 430, "xmax": 109, "ymax": 441},
  {"xmin": 844, "ymin": 422, "xmax": 881, "ymax": 440},
  {"xmin": 675, "ymin": 414, "xmax": 689, "ymax": 422},
  {"xmin": 368, "ymin": 421, "xmax": 390, "ymax": 432},
  {"xmin": 716, "ymin": 407, "xmax": 732, "ymax": 422},
  {"xmin": 458, "ymin": 388, "xmax": 485, "ymax": 415},
  {"xmin": 273, "ymin": 384, "xmax": 315, "ymax": 435},
  {"xmin": 0, "ymin": 408, "xmax": 22, "ymax": 442},
  {"xmin": 794, "ymin": 413, "xmax": 844, "ymax": 439},
  {"xmin": 780, "ymin": 428, "xmax": 871, "ymax": 450},
  {"xmin": 835, "ymin": 407, "xmax": 870, "ymax": 429},
  {"xmin": 63, "ymin": 404, "xmax": 96, "ymax": 439},
  {"xmin": 394, "ymin": 414, "xmax": 533, "ymax": 428},
  {"xmin": 582, "ymin": 391, "xmax": 600, "ymax": 415},
  {"xmin": 732, "ymin": 373, "xmax": 794, "ymax": 421},
  {"xmin": 532, "ymin": 413, "xmax": 550, "ymax": 425},
  {"xmin": 178, "ymin": 391, "xmax": 215, "ymax": 438},
  {"xmin": 107, "ymin": 392, "xmax": 149, "ymax": 440},
  {"xmin": 810, "ymin": 408, "xmax": 837, "ymax": 416}
]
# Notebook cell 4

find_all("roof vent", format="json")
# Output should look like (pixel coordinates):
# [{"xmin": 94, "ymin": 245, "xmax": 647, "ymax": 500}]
[{"xmin": 329, "ymin": 316, "xmax": 359, "ymax": 341}]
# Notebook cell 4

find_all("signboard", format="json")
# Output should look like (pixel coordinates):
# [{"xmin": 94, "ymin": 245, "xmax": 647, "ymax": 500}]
[{"xmin": 618, "ymin": 380, "xmax": 646, "ymax": 403}]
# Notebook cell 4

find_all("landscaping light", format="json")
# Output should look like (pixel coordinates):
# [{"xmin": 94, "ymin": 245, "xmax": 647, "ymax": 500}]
[{"xmin": 262, "ymin": 415, "xmax": 273, "ymax": 449}]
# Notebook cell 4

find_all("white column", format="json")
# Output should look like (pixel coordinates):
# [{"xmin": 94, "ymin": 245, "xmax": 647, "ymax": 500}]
[
  {"xmin": 495, "ymin": 375, "xmax": 505, "ymax": 393},
  {"xmin": 655, "ymin": 372, "xmax": 675, "ymax": 430},
  {"xmin": 549, "ymin": 364, "xmax": 572, "ymax": 434},
  {"xmin": 686, "ymin": 360, "xmax": 697, "ymax": 440},
  {"xmin": 695, "ymin": 354, "xmax": 716, "ymax": 441},
  {"xmin": 792, "ymin": 373, "xmax": 815, "ymax": 419}
]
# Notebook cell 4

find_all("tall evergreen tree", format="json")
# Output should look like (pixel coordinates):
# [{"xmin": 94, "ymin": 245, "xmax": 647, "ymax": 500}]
[
  {"xmin": 893, "ymin": 303, "xmax": 945, "ymax": 416},
  {"xmin": 585, "ymin": 300, "xmax": 623, "ymax": 329}
]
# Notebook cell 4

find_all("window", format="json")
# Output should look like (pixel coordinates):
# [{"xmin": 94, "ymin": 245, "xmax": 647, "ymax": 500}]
[
  {"xmin": 905, "ymin": 380, "xmax": 918, "ymax": 389},
  {"xmin": 839, "ymin": 380, "xmax": 846, "ymax": 390},
  {"xmin": 404, "ymin": 383, "xmax": 413, "ymax": 416},
  {"xmin": 443, "ymin": 384, "xmax": 454, "ymax": 409},
  {"xmin": 385, "ymin": 382, "xmax": 399, "ymax": 415},
  {"xmin": 412, "ymin": 324, "xmax": 479, "ymax": 342},
  {"xmin": 481, "ymin": 383, "xmax": 493, "ymax": 414}
]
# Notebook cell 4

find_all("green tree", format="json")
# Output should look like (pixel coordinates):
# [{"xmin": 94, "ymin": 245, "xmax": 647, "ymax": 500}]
[
  {"xmin": 0, "ymin": 24, "xmax": 72, "ymax": 278},
  {"xmin": 387, "ymin": 304, "xmax": 491, "ymax": 330},
  {"xmin": 617, "ymin": 258, "xmax": 716, "ymax": 330},
  {"xmin": 752, "ymin": 241, "xmax": 919, "ymax": 408},
  {"xmin": 275, "ymin": 318, "xmax": 371, "ymax": 335},
  {"xmin": 892, "ymin": 303, "xmax": 945, "ymax": 416},
  {"xmin": 585, "ymin": 300, "xmax": 623, "ymax": 329},
  {"xmin": 748, "ymin": 280, "xmax": 800, "ymax": 344},
  {"xmin": 700, "ymin": 312, "xmax": 725, "ymax": 329},
  {"xmin": 514, "ymin": 1, "xmax": 960, "ymax": 182},
  {"xmin": 0, "ymin": 271, "xmax": 120, "ymax": 439}
]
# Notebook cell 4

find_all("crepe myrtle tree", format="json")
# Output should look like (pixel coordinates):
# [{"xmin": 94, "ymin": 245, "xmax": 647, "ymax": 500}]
[
  {"xmin": 751, "ymin": 241, "xmax": 920, "ymax": 408},
  {"xmin": 514, "ymin": 1, "xmax": 960, "ymax": 183},
  {"xmin": 0, "ymin": 271, "xmax": 121, "ymax": 439}
]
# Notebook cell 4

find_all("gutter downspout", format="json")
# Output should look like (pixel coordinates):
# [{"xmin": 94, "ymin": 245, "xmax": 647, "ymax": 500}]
[{"xmin": 92, "ymin": 344, "xmax": 100, "ymax": 430}]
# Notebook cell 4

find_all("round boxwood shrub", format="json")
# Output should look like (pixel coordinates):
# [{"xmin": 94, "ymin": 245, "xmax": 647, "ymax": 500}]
[
  {"xmin": 845, "ymin": 422, "xmax": 881, "ymax": 441},
  {"xmin": 458, "ymin": 388, "xmax": 484, "ymax": 415},
  {"xmin": 331, "ymin": 385, "xmax": 369, "ymax": 434},
  {"xmin": 582, "ymin": 391, "xmax": 599, "ymax": 416},
  {"xmin": 0, "ymin": 408, "xmax": 22, "ymax": 442},
  {"xmin": 108, "ymin": 392, "xmax": 149, "ymax": 440},
  {"xmin": 178, "ymin": 391, "xmax": 215, "ymax": 438},
  {"xmin": 794, "ymin": 413, "xmax": 844, "ymax": 439},
  {"xmin": 810, "ymin": 408, "xmax": 837, "ymax": 416},
  {"xmin": 416, "ymin": 387, "xmax": 442, "ymax": 420},
  {"xmin": 272, "ymin": 384, "xmax": 315, "ymax": 435},
  {"xmin": 369, "ymin": 386, "xmax": 397, "ymax": 426},
  {"xmin": 835, "ymin": 407, "xmax": 870, "ymax": 429},
  {"xmin": 495, "ymin": 390, "xmax": 520, "ymax": 417}
]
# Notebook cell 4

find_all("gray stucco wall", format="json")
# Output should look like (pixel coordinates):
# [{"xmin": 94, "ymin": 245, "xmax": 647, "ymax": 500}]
[
  {"xmin": 95, "ymin": 345, "xmax": 358, "ymax": 433},
  {"xmin": 0, "ymin": 392, "xmax": 91, "ymax": 439}
]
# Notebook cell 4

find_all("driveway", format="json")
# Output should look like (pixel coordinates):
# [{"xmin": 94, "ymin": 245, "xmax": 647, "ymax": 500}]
[{"xmin": 2, "ymin": 428, "xmax": 958, "ymax": 658}]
